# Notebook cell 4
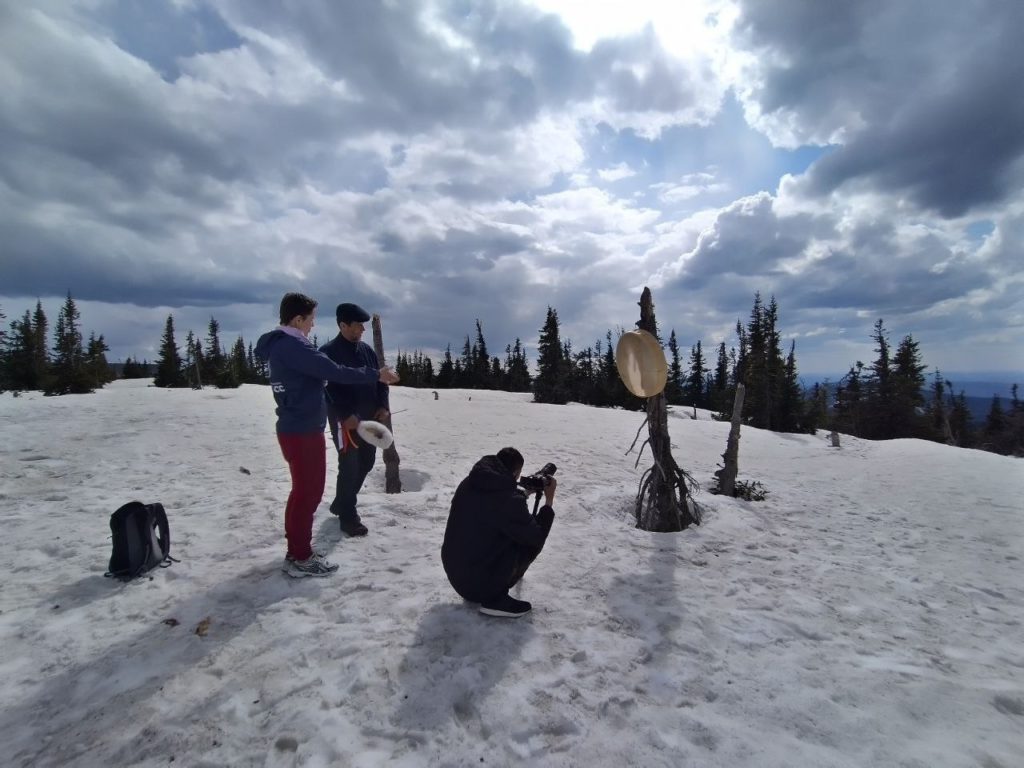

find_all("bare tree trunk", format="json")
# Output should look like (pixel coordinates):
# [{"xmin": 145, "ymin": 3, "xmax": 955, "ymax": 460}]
[
  {"xmin": 714, "ymin": 383, "xmax": 745, "ymax": 496},
  {"xmin": 634, "ymin": 288, "xmax": 699, "ymax": 531},
  {"xmin": 370, "ymin": 314, "xmax": 401, "ymax": 494}
]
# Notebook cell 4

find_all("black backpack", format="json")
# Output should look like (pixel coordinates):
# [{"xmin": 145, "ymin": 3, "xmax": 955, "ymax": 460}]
[{"xmin": 105, "ymin": 501, "xmax": 176, "ymax": 580}]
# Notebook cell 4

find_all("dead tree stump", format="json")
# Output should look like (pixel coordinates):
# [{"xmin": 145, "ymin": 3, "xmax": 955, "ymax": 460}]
[
  {"xmin": 371, "ymin": 314, "xmax": 401, "ymax": 494},
  {"xmin": 634, "ymin": 288, "xmax": 699, "ymax": 531}
]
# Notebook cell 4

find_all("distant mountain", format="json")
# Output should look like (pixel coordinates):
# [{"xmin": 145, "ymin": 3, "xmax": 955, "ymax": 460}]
[{"xmin": 802, "ymin": 373, "xmax": 1020, "ymax": 401}]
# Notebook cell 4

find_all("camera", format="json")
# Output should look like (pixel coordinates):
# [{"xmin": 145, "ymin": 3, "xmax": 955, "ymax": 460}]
[{"xmin": 517, "ymin": 462, "xmax": 557, "ymax": 493}]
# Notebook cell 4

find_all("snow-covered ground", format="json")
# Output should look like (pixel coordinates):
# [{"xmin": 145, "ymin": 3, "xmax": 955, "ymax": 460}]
[{"xmin": 0, "ymin": 379, "xmax": 1021, "ymax": 767}]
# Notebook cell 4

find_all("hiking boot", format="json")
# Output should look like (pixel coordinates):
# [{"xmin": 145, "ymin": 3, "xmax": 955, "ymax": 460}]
[
  {"xmin": 283, "ymin": 553, "xmax": 339, "ymax": 578},
  {"xmin": 339, "ymin": 518, "xmax": 368, "ymax": 537},
  {"xmin": 479, "ymin": 594, "xmax": 532, "ymax": 618}
]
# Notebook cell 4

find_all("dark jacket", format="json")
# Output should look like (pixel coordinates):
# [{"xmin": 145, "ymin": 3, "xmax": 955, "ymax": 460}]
[
  {"xmin": 254, "ymin": 329, "xmax": 378, "ymax": 434},
  {"xmin": 319, "ymin": 335, "xmax": 390, "ymax": 423},
  {"xmin": 441, "ymin": 455, "xmax": 554, "ymax": 602}
]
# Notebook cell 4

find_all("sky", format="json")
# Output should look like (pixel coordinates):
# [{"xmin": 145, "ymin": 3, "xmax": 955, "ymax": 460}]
[
  {"xmin": 1, "ymin": 380, "xmax": 1022, "ymax": 765},
  {"xmin": 2, "ymin": 0, "xmax": 1023, "ymax": 378}
]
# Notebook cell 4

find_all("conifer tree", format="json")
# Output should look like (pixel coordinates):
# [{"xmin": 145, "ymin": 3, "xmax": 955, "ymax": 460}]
[
  {"xmin": 832, "ymin": 362, "xmax": 866, "ymax": 435},
  {"xmin": 0, "ymin": 305, "xmax": 6, "ymax": 392},
  {"xmin": 863, "ymin": 319, "xmax": 893, "ymax": 438},
  {"xmin": 948, "ymin": 388, "xmax": 973, "ymax": 447},
  {"xmin": 122, "ymin": 356, "xmax": 140, "ymax": 379},
  {"xmin": 534, "ymin": 306, "xmax": 568, "ymax": 404},
  {"xmin": 743, "ymin": 293, "xmax": 768, "ymax": 426},
  {"xmin": 983, "ymin": 396, "xmax": 1005, "ymax": 450},
  {"xmin": 474, "ymin": 320, "xmax": 491, "ymax": 389},
  {"xmin": 597, "ymin": 329, "xmax": 630, "ymax": 408},
  {"xmin": 436, "ymin": 345, "xmax": 455, "ymax": 388},
  {"xmin": 711, "ymin": 341, "xmax": 731, "ymax": 414},
  {"xmin": 203, "ymin": 317, "xmax": 225, "ymax": 385},
  {"xmin": 32, "ymin": 300, "xmax": 49, "ymax": 389},
  {"xmin": 890, "ymin": 334, "xmax": 927, "ymax": 438},
  {"xmin": 85, "ymin": 332, "xmax": 115, "ymax": 389},
  {"xmin": 779, "ymin": 340, "xmax": 804, "ymax": 432},
  {"xmin": 666, "ymin": 330, "xmax": 683, "ymax": 405},
  {"xmin": 926, "ymin": 370, "xmax": 951, "ymax": 442},
  {"xmin": 505, "ymin": 338, "xmax": 531, "ymax": 392},
  {"xmin": 154, "ymin": 315, "xmax": 185, "ymax": 388},
  {"xmin": 3, "ymin": 311, "xmax": 36, "ymax": 390},
  {"xmin": 46, "ymin": 292, "xmax": 92, "ymax": 395},
  {"xmin": 684, "ymin": 340, "xmax": 707, "ymax": 409},
  {"xmin": 220, "ymin": 336, "xmax": 246, "ymax": 388}
]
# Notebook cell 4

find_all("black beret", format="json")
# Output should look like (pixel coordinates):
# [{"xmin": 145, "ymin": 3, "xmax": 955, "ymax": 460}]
[{"xmin": 336, "ymin": 302, "xmax": 371, "ymax": 324}]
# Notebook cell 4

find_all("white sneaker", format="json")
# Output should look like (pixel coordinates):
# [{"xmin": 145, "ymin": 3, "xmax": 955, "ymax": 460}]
[{"xmin": 283, "ymin": 553, "xmax": 339, "ymax": 578}]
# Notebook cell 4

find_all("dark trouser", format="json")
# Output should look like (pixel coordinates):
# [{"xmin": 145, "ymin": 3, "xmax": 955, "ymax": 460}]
[
  {"xmin": 277, "ymin": 432, "xmax": 326, "ymax": 561},
  {"xmin": 448, "ymin": 541, "xmax": 545, "ymax": 604},
  {"xmin": 329, "ymin": 438, "xmax": 376, "ymax": 523},
  {"xmin": 506, "ymin": 544, "xmax": 543, "ymax": 593}
]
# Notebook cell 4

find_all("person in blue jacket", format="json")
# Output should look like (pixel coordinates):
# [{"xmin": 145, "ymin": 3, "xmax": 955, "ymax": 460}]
[
  {"xmin": 320, "ymin": 302, "xmax": 391, "ymax": 536},
  {"xmin": 255, "ymin": 293, "xmax": 399, "ymax": 578}
]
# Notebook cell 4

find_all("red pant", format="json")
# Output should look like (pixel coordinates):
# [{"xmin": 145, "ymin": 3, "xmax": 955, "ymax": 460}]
[{"xmin": 277, "ymin": 432, "xmax": 327, "ymax": 561}]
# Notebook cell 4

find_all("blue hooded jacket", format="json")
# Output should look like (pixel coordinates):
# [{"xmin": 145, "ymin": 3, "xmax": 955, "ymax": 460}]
[{"xmin": 254, "ymin": 328, "xmax": 378, "ymax": 434}]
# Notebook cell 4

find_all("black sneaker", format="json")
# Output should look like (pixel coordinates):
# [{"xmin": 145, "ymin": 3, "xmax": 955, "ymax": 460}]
[
  {"xmin": 479, "ymin": 594, "xmax": 532, "ymax": 618},
  {"xmin": 339, "ymin": 518, "xmax": 368, "ymax": 537}
]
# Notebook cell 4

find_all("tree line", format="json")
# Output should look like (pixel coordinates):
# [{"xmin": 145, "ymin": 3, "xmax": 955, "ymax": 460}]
[
  {"xmin": 0, "ymin": 294, "xmax": 115, "ymax": 395},
  {"xmin": 4, "ymin": 293, "xmax": 1020, "ymax": 457},
  {"xmin": 394, "ymin": 294, "xmax": 1022, "ymax": 458},
  {"xmin": 829, "ymin": 319, "xmax": 1023, "ymax": 455},
  {"xmin": 152, "ymin": 315, "xmax": 268, "ymax": 389}
]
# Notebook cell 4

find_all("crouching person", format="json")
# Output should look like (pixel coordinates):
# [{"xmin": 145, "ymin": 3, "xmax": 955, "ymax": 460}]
[{"xmin": 441, "ymin": 447, "xmax": 556, "ymax": 617}]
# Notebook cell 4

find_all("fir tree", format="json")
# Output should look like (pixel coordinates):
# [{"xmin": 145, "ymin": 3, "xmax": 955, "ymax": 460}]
[
  {"xmin": 711, "ymin": 341, "xmax": 731, "ymax": 415},
  {"xmin": 46, "ymin": 292, "xmax": 92, "ymax": 395},
  {"xmin": 665, "ymin": 330, "xmax": 683, "ymax": 405},
  {"xmin": 890, "ymin": 334, "xmax": 927, "ymax": 438},
  {"xmin": 779, "ymin": 341, "xmax": 804, "ymax": 432},
  {"xmin": 534, "ymin": 306, "xmax": 568, "ymax": 404},
  {"xmin": 0, "ymin": 305, "xmax": 6, "ymax": 392},
  {"xmin": 832, "ymin": 362, "xmax": 866, "ymax": 435},
  {"xmin": 121, "ymin": 356, "xmax": 140, "ymax": 379},
  {"xmin": 220, "ymin": 336, "xmax": 245, "ymax": 388},
  {"xmin": 3, "ymin": 311, "xmax": 36, "ymax": 390},
  {"xmin": 184, "ymin": 330, "xmax": 202, "ymax": 388},
  {"xmin": 32, "ymin": 300, "xmax": 50, "ymax": 390},
  {"xmin": 505, "ymin": 338, "xmax": 531, "ymax": 392},
  {"xmin": 458, "ymin": 335, "xmax": 474, "ymax": 388},
  {"xmin": 203, "ymin": 317, "xmax": 225, "ymax": 385},
  {"xmin": 863, "ymin": 319, "xmax": 893, "ymax": 438},
  {"xmin": 948, "ymin": 388, "xmax": 973, "ymax": 448},
  {"xmin": 436, "ymin": 345, "xmax": 455, "ymax": 388},
  {"xmin": 474, "ymin": 320, "xmax": 492, "ymax": 389},
  {"xmin": 684, "ymin": 340, "xmax": 707, "ymax": 409},
  {"xmin": 154, "ymin": 315, "xmax": 185, "ymax": 388},
  {"xmin": 85, "ymin": 332, "xmax": 115, "ymax": 389},
  {"xmin": 983, "ymin": 396, "xmax": 1005, "ymax": 451}
]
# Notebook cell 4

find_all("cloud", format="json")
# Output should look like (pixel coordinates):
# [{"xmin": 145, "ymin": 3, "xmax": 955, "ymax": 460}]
[
  {"xmin": 0, "ymin": 0, "xmax": 1021, "ymax": 375},
  {"xmin": 730, "ymin": 0, "xmax": 1024, "ymax": 216}
]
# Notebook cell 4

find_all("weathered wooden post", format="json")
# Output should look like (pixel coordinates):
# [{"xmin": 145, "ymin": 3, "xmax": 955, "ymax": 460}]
[
  {"xmin": 714, "ymin": 383, "xmax": 745, "ymax": 496},
  {"xmin": 370, "ymin": 314, "xmax": 401, "ymax": 493},
  {"xmin": 628, "ymin": 288, "xmax": 699, "ymax": 531}
]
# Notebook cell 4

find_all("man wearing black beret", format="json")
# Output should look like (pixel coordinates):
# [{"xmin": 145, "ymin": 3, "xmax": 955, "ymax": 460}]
[{"xmin": 320, "ymin": 302, "xmax": 391, "ymax": 536}]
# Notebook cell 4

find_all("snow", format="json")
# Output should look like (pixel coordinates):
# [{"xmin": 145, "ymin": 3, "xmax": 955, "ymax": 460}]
[{"xmin": 1, "ymin": 379, "xmax": 1022, "ymax": 767}]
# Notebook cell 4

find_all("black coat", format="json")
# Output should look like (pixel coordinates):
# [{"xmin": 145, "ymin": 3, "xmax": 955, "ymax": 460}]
[{"xmin": 441, "ymin": 455, "xmax": 554, "ymax": 602}]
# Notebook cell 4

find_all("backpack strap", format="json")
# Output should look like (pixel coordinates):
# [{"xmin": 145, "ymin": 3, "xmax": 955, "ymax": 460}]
[{"xmin": 146, "ymin": 503, "xmax": 179, "ymax": 566}]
